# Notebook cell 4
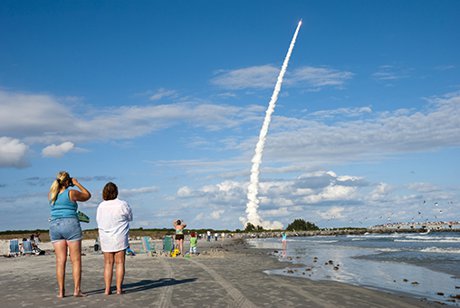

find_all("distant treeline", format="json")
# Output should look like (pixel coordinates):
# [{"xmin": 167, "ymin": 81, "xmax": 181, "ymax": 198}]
[
  {"xmin": 0, "ymin": 229, "xmax": 48, "ymax": 235},
  {"xmin": 0, "ymin": 226, "xmax": 370, "ymax": 241},
  {"xmin": 0, "ymin": 226, "xmax": 368, "ymax": 236},
  {"xmin": 131, "ymin": 227, "xmax": 235, "ymax": 233},
  {"xmin": 0, "ymin": 227, "xmax": 235, "ymax": 235}
]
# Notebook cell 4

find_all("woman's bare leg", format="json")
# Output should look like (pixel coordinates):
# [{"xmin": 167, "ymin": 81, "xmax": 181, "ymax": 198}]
[
  {"xmin": 114, "ymin": 250, "xmax": 126, "ymax": 294},
  {"xmin": 68, "ymin": 240, "xmax": 85, "ymax": 297},
  {"xmin": 53, "ymin": 240, "xmax": 68, "ymax": 298},
  {"xmin": 179, "ymin": 239, "xmax": 184, "ymax": 256},
  {"xmin": 103, "ymin": 252, "xmax": 114, "ymax": 295}
]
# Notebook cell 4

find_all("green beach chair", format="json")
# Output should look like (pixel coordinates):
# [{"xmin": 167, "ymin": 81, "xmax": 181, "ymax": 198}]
[
  {"xmin": 162, "ymin": 235, "xmax": 174, "ymax": 256},
  {"xmin": 141, "ymin": 236, "xmax": 155, "ymax": 256}
]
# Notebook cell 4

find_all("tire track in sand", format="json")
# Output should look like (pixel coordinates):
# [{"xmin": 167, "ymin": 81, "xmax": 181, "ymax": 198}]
[
  {"xmin": 156, "ymin": 257, "xmax": 174, "ymax": 308},
  {"xmin": 188, "ymin": 258, "xmax": 257, "ymax": 308}
]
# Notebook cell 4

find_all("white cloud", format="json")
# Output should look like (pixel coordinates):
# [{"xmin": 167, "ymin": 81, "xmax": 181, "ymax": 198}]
[
  {"xmin": 211, "ymin": 65, "xmax": 279, "ymax": 89},
  {"xmin": 309, "ymin": 106, "xmax": 372, "ymax": 119},
  {"xmin": 2, "ymin": 89, "xmax": 459, "ymax": 175},
  {"xmin": 0, "ymin": 89, "xmax": 260, "ymax": 145},
  {"xmin": 299, "ymin": 171, "xmax": 359, "ymax": 204},
  {"xmin": 211, "ymin": 65, "xmax": 353, "ymax": 90},
  {"xmin": 216, "ymin": 180, "xmax": 242, "ymax": 192},
  {"xmin": 42, "ymin": 141, "xmax": 75, "ymax": 158},
  {"xmin": 263, "ymin": 93, "xmax": 460, "ymax": 164},
  {"xmin": 0, "ymin": 90, "xmax": 75, "ymax": 137},
  {"xmin": 162, "ymin": 165, "xmax": 460, "ymax": 229},
  {"xmin": 288, "ymin": 66, "xmax": 353, "ymax": 88},
  {"xmin": 177, "ymin": 186, "xmax": 193, "ymax": 197},
  {"xmin": 195, "ymin": 213, "xmax": 205, "ymax": 221},
  {"xmin": 211, "ymin": 209, "xmax": 225, "ymax": 219},
  {"xmin": 372, "ymin": 65, "xmax": 411, "ymax": 81},
  {"xmin": 0, "ymin": 137, "xmax": 29, "ymax": 167},
  {"xmin": 168, "ymin": 170, "xmax": 367, "ymax": 228},
  {"xmin": 406, "ymin": 182, "xmax": 440, "ymax": 193},
  {"xmin": 120, "ymin": 186, "xmax": 158, "ymax": 196},
  {"xmin": 368, "ymin": 183, "xmax": 392, "ymax": 201},
  {"xmin": 149, "ymin": 88, "xmax": 178, "ymax": 101},
  {"xmin": 316, "ymin": 206, "xmax": 345, "ymax": 219},
  {"xmin": 434, "ymin": 65, "xmax": 455, "ymax": 71},
  {"xmin": 261, "ymin": 207, "xmax": 290, "ymax": 217}
]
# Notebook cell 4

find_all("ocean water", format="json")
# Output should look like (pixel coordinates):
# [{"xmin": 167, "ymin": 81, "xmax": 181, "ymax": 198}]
[{"xmin": 248, "ymin": 231, "xmax": 460, "ymax": 306}]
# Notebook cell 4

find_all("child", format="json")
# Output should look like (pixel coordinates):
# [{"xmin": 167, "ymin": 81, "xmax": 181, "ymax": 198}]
[{"xmin": 189, "ymin": 232, "xmax": 198, "ymax": 255}]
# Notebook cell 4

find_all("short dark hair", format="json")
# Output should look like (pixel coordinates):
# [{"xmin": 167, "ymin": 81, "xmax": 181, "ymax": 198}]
[{"xmin": 102, "ymin": 182, "xmax": 118, "ymax": 201}]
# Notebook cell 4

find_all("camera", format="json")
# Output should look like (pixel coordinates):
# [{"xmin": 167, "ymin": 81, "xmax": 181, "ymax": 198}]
[{"xmin": 68, "ymin": 178, "xmax": 75, "ymax": 187}]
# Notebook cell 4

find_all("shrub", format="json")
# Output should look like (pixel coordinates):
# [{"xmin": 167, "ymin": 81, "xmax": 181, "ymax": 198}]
[{"xmin": 286, "ymin": 219, "xmax": 319, "ymax": 231}]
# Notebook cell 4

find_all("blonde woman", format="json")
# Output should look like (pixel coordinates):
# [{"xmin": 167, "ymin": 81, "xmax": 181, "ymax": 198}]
[
  {"xmin": 48, "ymin": 171, "xmax": 91, "ymax": 298},
  {"xmin": 96, "ymin": 182, "xmax": 132, "ymax": 295}
]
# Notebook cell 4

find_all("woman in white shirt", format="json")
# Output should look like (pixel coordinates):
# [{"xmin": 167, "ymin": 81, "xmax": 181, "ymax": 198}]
[{"xmin": 96, "ymin": 182, "xmax": 132, "ymax": 295}]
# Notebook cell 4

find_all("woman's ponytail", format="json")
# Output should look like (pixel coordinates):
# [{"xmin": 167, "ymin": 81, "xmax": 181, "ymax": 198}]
[{"xmin": 49, "ymin": 171, "xmax": 70, "ymax": 205}]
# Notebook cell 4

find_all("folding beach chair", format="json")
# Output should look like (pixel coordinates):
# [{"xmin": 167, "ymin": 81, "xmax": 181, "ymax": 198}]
[
  {"xmin": 22, "ymin": 239, "xmax": 33, "ymax": 255},
  {"xmin": 9, "ymin": 239, "xmax": 20, "ymax": 256},
  {"xmin": 141, "ymin": 236, "xmax": 155, "ymax": 256},
  {"xmin": 162, "ymin": 235, "xmax": 174, "ymax": 256}
]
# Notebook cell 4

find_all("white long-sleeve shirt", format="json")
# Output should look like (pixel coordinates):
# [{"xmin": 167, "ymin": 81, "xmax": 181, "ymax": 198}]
[{"xmin": 96, "ymin": 198, "xmax": 133, "ymax": 252}]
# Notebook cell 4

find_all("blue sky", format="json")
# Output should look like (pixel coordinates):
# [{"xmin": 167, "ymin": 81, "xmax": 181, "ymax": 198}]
[{"xmin": 1, "ymin": 0, "xmax": 459, "ymax": 231}]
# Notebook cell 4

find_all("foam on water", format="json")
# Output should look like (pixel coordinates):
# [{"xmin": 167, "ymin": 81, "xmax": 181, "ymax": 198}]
[
  {"xmin": 421, "ymin": 247, "xmax": 460, "ymax": 254},
  {"xmin": 405, "ymin": 235, "xmax": 460, "ymax": 241},
  {"xmin": 375, "ymin": 248, "xmax": 402, "ymax": 252},
  {"xmin": 395, "ymin": 239, "xmax": 460, "ymax": 243}
]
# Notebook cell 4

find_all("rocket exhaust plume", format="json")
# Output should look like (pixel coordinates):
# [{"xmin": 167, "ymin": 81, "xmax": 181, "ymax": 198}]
[{"xmin": 241, "ymin": 20, "xmax": 302, "ymax": 230}]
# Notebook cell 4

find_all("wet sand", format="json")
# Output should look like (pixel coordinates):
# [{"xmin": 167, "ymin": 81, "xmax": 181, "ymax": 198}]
[{"xmin": 0, "ymin": 238, "xmax": 443, "ymax": 307}]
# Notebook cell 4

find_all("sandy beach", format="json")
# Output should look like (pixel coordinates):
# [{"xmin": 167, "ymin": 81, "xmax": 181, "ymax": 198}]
[{"xmin": 0, "ymin": 238, "xmax": 443, "ymax": 308}]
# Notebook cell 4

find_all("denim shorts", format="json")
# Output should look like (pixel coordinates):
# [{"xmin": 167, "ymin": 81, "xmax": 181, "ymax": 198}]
[{"xmin": 49, "ymin": 217, "xmax": 82, "ymax": 242}]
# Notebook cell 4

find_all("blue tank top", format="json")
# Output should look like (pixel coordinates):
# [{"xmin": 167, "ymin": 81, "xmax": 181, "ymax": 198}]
[{"xmin": 50, "ymin": 188, "xmax": 78, "ymax": 220}]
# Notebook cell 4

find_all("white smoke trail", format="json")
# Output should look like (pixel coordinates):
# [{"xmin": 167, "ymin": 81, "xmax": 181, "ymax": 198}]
[{"xmin": 241, "ymin": 20, "xmax": 302, "ymax": 230}]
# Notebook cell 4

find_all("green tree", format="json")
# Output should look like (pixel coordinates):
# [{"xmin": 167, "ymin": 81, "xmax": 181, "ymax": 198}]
[
  {"xmin": 245, "ymin": 222, "xmax": 256, "ymax": 232},
  {"xmin": 286, "ymin": 219, "xmax": 319, "ymax": 231},
  {"xmin": 245, "ymin": 223, "xmax": 265, "ymax": 232}
]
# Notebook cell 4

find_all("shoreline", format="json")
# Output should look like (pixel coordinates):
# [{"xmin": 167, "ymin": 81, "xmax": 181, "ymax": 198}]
[
  {"xmin": 245, "ymin": 238, "xmax": 458, "ymax": 307},
  {"xmin": 0, "ymin": 237, "xmax": 446, "ymax": 307},
  {"xmin": 248, "ymin": 232, "xmax": 460, "ymax": 305}
]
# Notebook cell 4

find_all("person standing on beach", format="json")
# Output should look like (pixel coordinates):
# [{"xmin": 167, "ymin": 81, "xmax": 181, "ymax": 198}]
[
  {"xmin": 282, "ymin": 232, "xmax": 287, "ymax": 246},
  {"xmin": 189, "ymin": 231, "xmax": 198, "ymax": 254},
  {"xmin": 281, "ymin": 231, "xmax": 287, "ymax": 257},
  {"xmin": 96, "ymin": 182, "xmax": 132, "ymax": 295},
  {"xmin": 48, "ymin": 171, "xmax": 91, "ymax": 298},
  {"xmin": 173, "ymin": 219, "xmax": 187, "ymax": 256}
]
